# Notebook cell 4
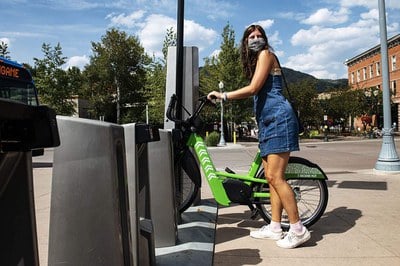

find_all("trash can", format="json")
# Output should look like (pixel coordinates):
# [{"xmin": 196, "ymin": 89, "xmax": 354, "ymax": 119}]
[{"xmin": 0, "ymin": 99, "xmax": 59, "ymax": 265}]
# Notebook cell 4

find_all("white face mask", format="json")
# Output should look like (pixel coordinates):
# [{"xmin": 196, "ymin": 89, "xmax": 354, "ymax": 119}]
[{"xmin": 248, "ymin": 38, "xmax": 266, "ymax": 52}]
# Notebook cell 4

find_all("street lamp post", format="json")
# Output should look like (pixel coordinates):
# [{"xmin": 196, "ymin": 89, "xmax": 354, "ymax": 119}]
[
  {"xmin": 146, "ymin": 104, "xmax": 149, "ymax": 124},
  {"xmin": 374, "ymin": 0, "xmax": 400, "ymax": 172},
  {"xmin": 116, "ymin": 82, "xmax": 120, "ymax": 124},
  {"xmin": 218, "ymin": 81, "xmax": 226, "ymax": 146}
]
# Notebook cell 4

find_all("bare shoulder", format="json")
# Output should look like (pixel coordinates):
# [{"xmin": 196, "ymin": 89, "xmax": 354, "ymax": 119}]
[{"xmin": 258, "ymin": 50, "xmax": 275, "ymax": 65}]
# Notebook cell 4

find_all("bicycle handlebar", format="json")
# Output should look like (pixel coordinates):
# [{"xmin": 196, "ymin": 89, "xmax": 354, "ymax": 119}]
[
  {"xmin": 166, "ymin": 94, "xmax": 215, "ymax": 126},
  {"xmin": 166, "ymin": 94, "xmax": 178, "ymax": 122}
]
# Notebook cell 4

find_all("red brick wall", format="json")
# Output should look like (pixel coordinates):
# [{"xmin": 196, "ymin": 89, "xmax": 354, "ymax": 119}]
[
  {"xmin": 347, "ymin": 39, "xmax": 400, "ymax": 130},
  {"xmin": 348, "ymin": 44, "xmax": 400, "ymax": 97}
]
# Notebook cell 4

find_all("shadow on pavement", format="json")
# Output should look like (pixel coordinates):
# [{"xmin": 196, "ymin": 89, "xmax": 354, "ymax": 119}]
[
  {"xmin": 213, "ymin": 248, "xmax": 262, "ymax": 265},
  {"xmin": 32, "ymin": 162, "xmax": 53, "ymax": 168},
  {"xmin": 215, "ymin": 206, "xmax": 362, "ymax": 248},
  {"xmin": 308, "ymin": 206, "xmax": 362, "ymax": 247}
]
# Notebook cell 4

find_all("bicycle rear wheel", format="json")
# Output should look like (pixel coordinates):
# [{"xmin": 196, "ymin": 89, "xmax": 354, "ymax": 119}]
[
  {"xmin": 255, "ymin": 158, "xmax": 328, "ymax": 230},
  {"xmin": 175, "ymin": 148, "xmax": 201, "ymax": 213}
]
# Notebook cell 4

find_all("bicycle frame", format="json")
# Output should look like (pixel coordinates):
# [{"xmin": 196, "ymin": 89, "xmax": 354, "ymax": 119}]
[
  {"xmin": 187, "ymin": 132, "xmax": 326, "ymax": 206},
  {"xmin": 167, "ymin": 94, "xmax": 328, "ymax": 227}
]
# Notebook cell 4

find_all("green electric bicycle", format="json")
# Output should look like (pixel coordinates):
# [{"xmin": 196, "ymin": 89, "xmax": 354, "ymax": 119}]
[{"xmin": 167, "ymin": 94, "xmax": 328, "ymax": 229}]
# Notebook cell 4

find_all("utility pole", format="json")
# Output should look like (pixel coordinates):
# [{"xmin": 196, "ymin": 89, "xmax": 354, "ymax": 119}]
[
  {"xmin": 218, "ymin": 81, "xmax": 226, "ymax": 146},
  {"xmin": 175, "ymin": 0, "xmax": 184, "ymax": 124},
  {"xmin": 374, "ymin": 0, "xmax": 400, "ymax": 172}
]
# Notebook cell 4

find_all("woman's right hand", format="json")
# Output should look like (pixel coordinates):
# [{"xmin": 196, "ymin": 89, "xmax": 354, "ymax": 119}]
[{"xmin": 207, "ymin": 91, "xmax": 223, "ymax": 100}]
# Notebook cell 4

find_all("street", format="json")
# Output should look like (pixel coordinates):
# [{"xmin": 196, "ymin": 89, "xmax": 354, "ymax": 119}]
[{"xmin": 33, "ymin": 137, "xmax": 400, "ymax": 265}]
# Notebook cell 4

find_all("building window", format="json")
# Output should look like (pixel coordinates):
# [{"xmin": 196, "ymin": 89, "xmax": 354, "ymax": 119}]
[
  {"xmin": 363, "ymin": 67, "xmax": 367, "ymax": 80},
  {"xmin": 369, "ymin": 65, "xmax": 374, "ymax": 78},
  {"xmin": 392, "ymin": 55, "xmax": 397, "ymax": 71},
  {"xmin": 376, "ymin": 62, "xmax": 381, "ymax": 76},
  {"xmin": 357, "ymin": 69, "xmax": 361, "ymax": 82},
  {"xmin": 392, "ymin": 80, "xmax": 397, "ymax": 96},
  {"xmin": 351, "ymin": 72, "xmax": 355, "ymax": 84}
]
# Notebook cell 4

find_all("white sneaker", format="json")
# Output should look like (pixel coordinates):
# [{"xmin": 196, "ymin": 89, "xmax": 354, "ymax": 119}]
[
  {"xmin": 276, "ymin": 228, "xmax": 311, "ymax": 249},
  {"xmin": 250, "ymin": 225, "xmax": 283, "ymax": 240}
]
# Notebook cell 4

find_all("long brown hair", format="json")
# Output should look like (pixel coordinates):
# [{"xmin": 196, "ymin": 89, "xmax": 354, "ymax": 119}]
[{"xmin": 240, "ymin": 25, "xmax": 273, "ymax": 80}]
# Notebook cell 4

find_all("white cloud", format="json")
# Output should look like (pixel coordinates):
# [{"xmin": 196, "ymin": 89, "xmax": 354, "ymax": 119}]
[
  {"xmin": 278, "ymin": 11, "xmax": 306, "ymax": 21},
  {"xmin": 285, "ymin": 2, "xmax": 400, "ymax": 79},
  {"xmin": 359, "ymin": 8, "xmax": 379, "ymax": 22},
  {"xmin": 287, "ymin": 23, "xmax": 381, "ymax": 79},
  {"xmin": 137, "ymin": 14, "xmax": 176, "ymax": 58},
  {"xmin": 250, "ymin": 19, "xmax": 274, "ymax": 30},
  {"xmin": 107, "ymin": 10, "xmax": 146, "ymax": 28},
  {"xmin": 64, "ymin": 55, "xmax": 90, "ymax": 70},
  {"xmin": 0, "ymin": 31, "xmax": 46, "ymax": 38},
  {"xmin": 268, "ymin": 31, "xmax": 282, "ymax": 48},
  {"xmin": 106, "ymin": 12, "xmax": 218, "ymax": 58},
  {"xmin": 302, "ymin": 8, "xmax": 349, "ymax": 26},
  {"xmin": 339, "ymin": 0, "xmax": 400, "ymax": 10},
  {"xmin": 209, "ymin": 49, "xmax": 220, "ymax": 59},
  {"xmin": 183, "ymin": 19, "xmax": 218, "ymax": 49},
  {"xmin": 0, "ymin": 38, "xmax": 10, "ymax": 45},
  {"xmin": 339, "ymin": 0, "xmax": 376, "ymax": 9}
]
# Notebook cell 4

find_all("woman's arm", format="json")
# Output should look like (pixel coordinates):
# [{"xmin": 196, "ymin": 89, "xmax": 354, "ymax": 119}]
[{"xmin": 207, "ymin": 50, "xmax": 275, "ymax": 101}]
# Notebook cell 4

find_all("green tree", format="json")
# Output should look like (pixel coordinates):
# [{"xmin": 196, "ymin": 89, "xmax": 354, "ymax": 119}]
[
  {"xmin": 285, "ymin": 79, "xmax": 321, "ymax": 126},
  {"xmin": 34, "ymin": 43, "xmax": 75, "ymax": 115},
  {"xmin": 200, "ymin": 23, "xmax": 249, "ymax": 128},
  {"xmin": 324, "ymin": 87, "xmax": 375, "ymax": 131},
  {"xmin": 162, "ymin": 27, "xmax": 176, "ymax": 63},
  {"xmin": 143, "ymin": 27, "xmax": 177, "ymax": 126},
  {"xmin": 66, "ymin": 66, "xmax": 84, "ymax": 96},
  {"xmin": 0, "ymin": 41, "xmax": 10, "ymax": 59},
  {"xmin": 144, "ymin": 57, "xmax": 166, "ymax": 125},
  {"xmin": 83, "ymin": 28, "xmax": 150, "ymax": 123}
]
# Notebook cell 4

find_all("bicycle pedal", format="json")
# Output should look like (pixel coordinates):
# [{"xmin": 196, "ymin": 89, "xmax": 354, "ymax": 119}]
[
  {"xmin": 225, "ymin": 167, "xmax": 235, "ymax": 174},
  {"xmin": 250, "ymin": 209, "xmax": 259, "ymax": 220}
]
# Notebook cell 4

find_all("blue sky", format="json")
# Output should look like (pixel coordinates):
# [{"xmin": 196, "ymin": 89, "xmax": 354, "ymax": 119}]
[{"xmin": 1, "ymin": 0, "xmax": 400, "ymax": 79}]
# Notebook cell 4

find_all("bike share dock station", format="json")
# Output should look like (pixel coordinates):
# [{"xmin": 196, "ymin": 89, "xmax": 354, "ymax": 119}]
[
  {"xmin": 47, "ymin": 47, "xmax": 217, "ymax": 265},
  {"xmin": 0, "ymin": 99, "xmax": 60, "ymax": 265},
  {"xmin": 49, "ymin": 117, "xmax": 161, "ymax": 265},
  {"xmin": 153, "ymin": 46, "xmax": 218, "ymax": 265},
  {"xmin": 48, "ymin": 124, "xmax": 215, "ymax": 264}
]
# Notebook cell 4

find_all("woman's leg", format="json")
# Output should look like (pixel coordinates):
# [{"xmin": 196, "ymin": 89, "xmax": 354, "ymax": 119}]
[
  {"xmin": 263, "ymin": 163, "xmax": 283, "ymax": 224},
  {"xmin": 262, "ymin": 152, "xmax": 299, "ymax": 224},
  {"xmin": 263, "ymin": 152, "xmax": 311, "ymax": 248}
]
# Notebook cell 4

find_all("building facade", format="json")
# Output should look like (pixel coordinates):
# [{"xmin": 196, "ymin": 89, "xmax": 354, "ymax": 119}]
[{"xmin": 345, "ymin": 34, "xmax": 400, "ymax": 129}]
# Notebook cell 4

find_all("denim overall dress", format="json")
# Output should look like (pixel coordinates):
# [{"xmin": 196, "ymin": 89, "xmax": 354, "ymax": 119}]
[{"xmin": 254, "ymin": 70, "xmax": 299, "ymax": 157}]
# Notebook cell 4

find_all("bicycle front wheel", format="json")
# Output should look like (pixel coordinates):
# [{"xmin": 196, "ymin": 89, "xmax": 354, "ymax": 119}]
[
  {"xmin": 175, "ymin": 148, "xmax": 201, "ymax": 213},
  {"xmin": 255, "ymin": 158, "xmax": 328, "ymax": 229}
]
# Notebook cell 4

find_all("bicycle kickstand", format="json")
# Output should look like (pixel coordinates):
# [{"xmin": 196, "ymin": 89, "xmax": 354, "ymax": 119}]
[{"xmin": 248, "ymin": 204, "xmax": 259, "ymax": 220}]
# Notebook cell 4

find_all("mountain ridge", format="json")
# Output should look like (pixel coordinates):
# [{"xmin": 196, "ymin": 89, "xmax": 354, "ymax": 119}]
[{"xmin": 282, "ymin": 67, "xmax": 348, "ymax": 92}]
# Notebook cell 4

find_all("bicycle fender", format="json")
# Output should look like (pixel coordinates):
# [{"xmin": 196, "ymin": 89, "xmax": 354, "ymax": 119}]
[
  {"xmin": 286, "ymin": 156, "xmax": 328, "ymax": 180},
  {"xmin": 181, "ymin": 149, "xmax": 202, "ymax": 187}
]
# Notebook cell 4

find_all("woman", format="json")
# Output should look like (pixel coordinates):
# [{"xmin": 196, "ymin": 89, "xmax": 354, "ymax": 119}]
[{"xmin": 207, "ymin": 25, "xmax": 310, "ymax": 249}]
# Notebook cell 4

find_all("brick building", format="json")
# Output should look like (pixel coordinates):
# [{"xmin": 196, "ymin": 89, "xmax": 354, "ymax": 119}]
[{"xmin": 345, "ymin": 34, "xmax": 400, "ymax": 129}]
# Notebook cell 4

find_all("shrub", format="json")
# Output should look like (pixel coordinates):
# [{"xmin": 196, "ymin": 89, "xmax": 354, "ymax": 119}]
[
  {"xmin": 309, "ymin": 130, "xmax": 320, "ymax": 138},
  {"xmin": 206, "ymin": 131, "xmax": 220, "ymax": 146}
]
